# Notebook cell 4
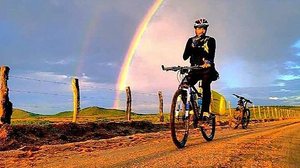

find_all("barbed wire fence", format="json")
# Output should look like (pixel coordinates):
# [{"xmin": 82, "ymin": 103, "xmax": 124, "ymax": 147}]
[
  {"xmin": 1, "ymin": 66, "xmax": 173, "ymax": 124},
  {"xmin": 220, "ymin": 102, "xmax": 300, "ymax": 125},
  {"xmin": 0, "ymin": 65, "xmax": 299, "ymax": 125}
]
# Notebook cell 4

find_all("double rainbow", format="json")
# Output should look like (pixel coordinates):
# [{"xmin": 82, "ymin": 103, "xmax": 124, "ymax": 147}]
[{"xmin": 113, "ymin": 0, "xmax": 164, "ymax": 108}]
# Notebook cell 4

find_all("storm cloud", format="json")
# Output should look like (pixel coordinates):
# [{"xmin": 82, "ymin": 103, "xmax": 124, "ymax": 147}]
[{"xmin": 1, "ymin": 0, "xmax": 300, "ymax": 114}]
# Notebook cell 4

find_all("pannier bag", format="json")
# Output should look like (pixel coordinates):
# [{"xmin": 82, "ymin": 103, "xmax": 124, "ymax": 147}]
[{"xmin": 210, "ymin": 90, "xmax": 227, "ymax": 115}]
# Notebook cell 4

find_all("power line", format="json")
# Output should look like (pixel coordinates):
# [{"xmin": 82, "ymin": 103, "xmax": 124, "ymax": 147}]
[
  {"xmin": 9, "ymin": 75, "xmax": 173, "ymax": 97},
  {"xmin": 9, "ymin": 75, "xmax": 69, "ymax": 85},
  {"xmin": 81, "ymin": 95, "xmax": 127, "ymax": 102},
  {"xmin": 10, "ymin": 89, "xmax": 71, "ymax": 97}
]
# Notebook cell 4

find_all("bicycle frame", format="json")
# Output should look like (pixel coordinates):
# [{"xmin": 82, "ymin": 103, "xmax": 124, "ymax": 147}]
[
  {"xmin": 232, "ymin": 94, "xmax": 252, "ymax": 129},
  {"xmin": 163, "ymin": 65, "xmax": 205, "ymax": 120},
  {"xmin": 234, "ymin": 94, "xmax": 252, "ymax": 112},
  {"xmin": 162, "ymin": 65, "xmax": 216, "ymax": 147},
  {"xmin": 179, "ymin": 78, "xmax": 202, "ymax": 119}
]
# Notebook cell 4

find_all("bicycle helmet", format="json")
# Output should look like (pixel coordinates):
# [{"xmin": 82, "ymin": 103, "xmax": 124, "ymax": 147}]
[{"xmin": 194, "ymin": 18, "xmax": 209, "ymax": 28}]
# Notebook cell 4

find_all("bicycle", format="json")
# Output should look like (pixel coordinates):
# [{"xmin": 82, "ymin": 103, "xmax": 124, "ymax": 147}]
[
  {"xmin": 162, "ymin": 65, "xmax": 216, "ymax": 148},
  {"xmin": 229, "ymin": 94, "xmax": 253, "ymax": 129}
]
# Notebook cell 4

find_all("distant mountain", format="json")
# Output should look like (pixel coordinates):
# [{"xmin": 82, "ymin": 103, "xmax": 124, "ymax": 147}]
[
  {"xmin": 12, "ymin": 108, "xmax": 42, "ymax": 119},
  {"xmin": 11, "ymin": 106, "xmax": 131, "ymax": 119},
  {"xmin": 54, "ymin": 106, "xmax": 126, "ymax": 117}
]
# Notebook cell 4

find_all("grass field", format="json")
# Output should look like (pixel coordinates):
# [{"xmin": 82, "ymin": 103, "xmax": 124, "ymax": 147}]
[
  {"xmin": 10, "ymin": 106, "xmax": 300, "ymax": 125},
  {"xmin": 11, "ymin": 106, "xmax": 170, "ymax": 125}
]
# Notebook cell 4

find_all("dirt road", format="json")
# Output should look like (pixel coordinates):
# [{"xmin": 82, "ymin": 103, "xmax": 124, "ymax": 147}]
[{"xmin": 1, "ymin": 119, "xmax": 299, "ymax": 168}]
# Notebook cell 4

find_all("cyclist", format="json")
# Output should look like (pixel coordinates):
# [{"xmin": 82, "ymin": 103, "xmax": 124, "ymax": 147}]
[{"xmin": 182, "ymin": 18, "xmax": 218, "ymax": 124}]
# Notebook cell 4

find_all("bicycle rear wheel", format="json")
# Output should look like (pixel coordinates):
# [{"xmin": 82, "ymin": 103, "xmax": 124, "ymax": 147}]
[
  {"xmin": 200, "ymin": 112, "xmax": 216, "ymax": 141},
  {"xmin": 170, "ymin": 89, "xmax": 190, "ymax": 148},
  {"xmin": 242, "ymin": 109, "xmax": 250, "ymax": 129}
]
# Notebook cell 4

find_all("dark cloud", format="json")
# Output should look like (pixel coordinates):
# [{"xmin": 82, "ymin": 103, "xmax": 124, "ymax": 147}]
[
  {"xmin": 1, "ymin": 0, "xmax": 300, "ymax": 114},
  {"xmin": 0, "ymin": 0, "xmax": 154, "ymax": 84}
]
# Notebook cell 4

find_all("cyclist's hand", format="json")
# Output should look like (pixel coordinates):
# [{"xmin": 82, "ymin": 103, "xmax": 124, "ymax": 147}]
[{"xmin": 202, "ymin": 60, "xmax": 211, "ymax": 68}]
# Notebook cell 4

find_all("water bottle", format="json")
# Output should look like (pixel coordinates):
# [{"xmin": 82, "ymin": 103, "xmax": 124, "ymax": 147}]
[
  {"xmin": 175, "ymin": 96, "xmax": 181, "ymax": 117},
  {"xmin": 185, "ymin": 102, "xmax": 190, "ymax": 117},
  {"xmin": 185, "ymin": 102, "xmax": 190, "ymax": 110},
  {"xmin": 197, "ymin": 97, "xmax": 202, "ymax": 106}
]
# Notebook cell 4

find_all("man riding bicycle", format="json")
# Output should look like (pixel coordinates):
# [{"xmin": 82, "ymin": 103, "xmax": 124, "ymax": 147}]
[{"xmin": 182, "ymin": 18, "xmax": 218, "ymax": 124}]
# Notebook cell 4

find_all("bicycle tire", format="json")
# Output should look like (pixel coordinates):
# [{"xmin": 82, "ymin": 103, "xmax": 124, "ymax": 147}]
[
  {"xmin": 170, "ymin": 89, "xmax": 190, "ymax": 148},
  {"xmin": 242, "ymin": 109, "xmax": 250, "ymax": 129},
  {"xmin": 200, "ymin": 113, "xmax": 216, "ymax": 141}
]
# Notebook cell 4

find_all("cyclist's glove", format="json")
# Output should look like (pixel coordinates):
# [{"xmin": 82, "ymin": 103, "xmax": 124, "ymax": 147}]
[{"xmin": 202, "ymin": 59, "xmax": 212, "ymax": 68}]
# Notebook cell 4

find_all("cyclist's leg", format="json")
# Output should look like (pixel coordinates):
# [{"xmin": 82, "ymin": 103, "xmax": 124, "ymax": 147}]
[
  {"xmin": 201, "ymin": 74, "xmax": 212, "ymax": 114},
  {"xmin": 186, "ymin": 70, "xmax": 200, "ymax": 127},
  {"xmin": 186, "ymin": 70, "xmax": 199, "ymax": 86}
]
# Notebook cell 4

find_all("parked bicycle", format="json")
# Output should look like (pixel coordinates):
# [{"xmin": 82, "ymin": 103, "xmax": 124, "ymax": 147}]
[
  {"xmin": 230, "ymin": 94, "xmax": 253, "ymax": 129},
  {"xmin": 162, "ymin": 65, "xmax": 216, "ymax": 148}
]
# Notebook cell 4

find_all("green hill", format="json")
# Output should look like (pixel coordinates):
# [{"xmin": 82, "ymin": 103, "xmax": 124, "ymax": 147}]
[
  {"xmin": 54, "ymin": 106, "xmax": 126, "ymax": 117},
  {"xmin": 12, "ymin": 108, "xmax": 41, "ymax": 119}
]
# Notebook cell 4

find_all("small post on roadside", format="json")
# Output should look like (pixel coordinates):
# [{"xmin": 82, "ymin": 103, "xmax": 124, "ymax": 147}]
[
  {"xmin": 267, "ymin": 107, "xmax": 271, "ymax": 120},
  {"xmin": 158, "ymin": 91, "xmax": 164, "ymax": 122},
  {"xmin": 252, "ymin": 104, "xmax": 256, "ymax": 120},
  {"xmin": 263, "ymin": 107, "xmax": 266, "ymax": 120},
  {"xmin": 0, "ymin": 66, "xmax": 13, "ymax": 124},
  {"xmin": 72, "ymin": 78, "xmax": 80, "ymax": 123},
  {"xmin": 126, "ymin": 86, "xmax": 132, "ymax": 121},
  {"xmin": 228, "ymin": 101, "xmax": 232, "ymax": 117},
  {"xmin": 258, "ymin": 106, "xmax": 262, "ymax": 120}
]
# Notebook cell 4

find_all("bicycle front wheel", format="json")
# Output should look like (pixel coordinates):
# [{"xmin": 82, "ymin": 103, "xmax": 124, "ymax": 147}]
[
  {"xmin": 170, "ymin": 89, "xmax": 190, "ymax": 148},
  {"xmin": 200, "ymin": 112, "xmax": 216, "ymax": 141},
  {"xmin": 242, "ymin": 109, "xmax": 250, "ymax": 129}
]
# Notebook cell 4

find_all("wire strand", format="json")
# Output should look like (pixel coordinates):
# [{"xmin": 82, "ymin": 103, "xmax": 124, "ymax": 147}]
[
  {"xmin": 10, "ymin": 89, "xmax": 71, "ymax": 97},
  {"xmin": 9, "ymin": 75, "xmax": 69, "ymax": 85}
]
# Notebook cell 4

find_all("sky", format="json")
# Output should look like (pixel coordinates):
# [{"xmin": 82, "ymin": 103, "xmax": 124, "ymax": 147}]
[{"xmin": 1, "ymin": 0, "xmax": 300, "ymax": 114}]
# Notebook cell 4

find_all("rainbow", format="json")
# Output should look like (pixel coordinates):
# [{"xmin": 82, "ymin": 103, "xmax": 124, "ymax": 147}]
[
  {"xmin": 113, "ymin": 0, "xmax": 164, "ymax": 109},
  {"xmin": 76, "ymin": 8, "xmax": 102, "ymax": 76}
]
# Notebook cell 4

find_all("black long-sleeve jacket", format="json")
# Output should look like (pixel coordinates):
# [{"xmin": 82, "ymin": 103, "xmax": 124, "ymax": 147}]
[{"xmin": 183, "ymin": 35, "xmax": 216, "ymax": 66}]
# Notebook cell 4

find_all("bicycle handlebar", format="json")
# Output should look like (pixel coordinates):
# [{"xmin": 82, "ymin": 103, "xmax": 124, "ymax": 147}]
[
  {"xmin": 161, "ymin": 65, "xmax": 203, "ymax": 72},
  {"xmin": 232, "ymin": 94, "xmax": 253, "ymax": 104}
]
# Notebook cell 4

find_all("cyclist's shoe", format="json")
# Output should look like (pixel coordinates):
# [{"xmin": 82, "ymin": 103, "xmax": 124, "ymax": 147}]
[
  {"xmin": 194, "ymin": 113, "xmax": 211, "ymax": 129},
  {"xmin": 199, "ymin": 112, "xmax": 214, "ymax": 128},
  {"xmin": 202, "ymin": 111, "xmax": 210, "ymax": 118}
]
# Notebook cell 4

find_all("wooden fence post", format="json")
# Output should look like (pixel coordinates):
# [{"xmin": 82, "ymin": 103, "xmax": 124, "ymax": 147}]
[
  {"xmin": 72, "ymin": 78, "xmax": 80, "ymax": 123},
  {"xmin": 228, "ymin": 101, "xmax": 232, "ymax": 117},
  {"xmin": 258, "ymin": 106, "xmax": 262, "ymax": 120},
  {"xmin": 0, "ymin": 66, "xmax": 13, "ymax": 124},
  {"xmin": 126, "ymin": 86, "xmax": 131, "ymax": 121},
  {"xmin": 158, "ymin": 91, "xmax": 164, "ymax": 122},
  {"xmin": 286, "ymin": 109, "xmax": 288, "ymax": 118},
  {"xmin": 263, "ymin": 107, "xmax": 266, "ymax": 120},
  {"xmin": 252, "ymin": 104, "xmax": 256, "ymax": 120}
]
